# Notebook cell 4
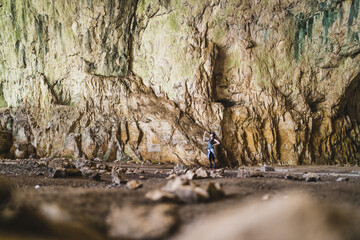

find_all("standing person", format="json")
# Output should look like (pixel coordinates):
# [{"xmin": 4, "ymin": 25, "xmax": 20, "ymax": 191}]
[{"xmin": 203, "ymin": 131, "xmax": 220, "ymax": 170}]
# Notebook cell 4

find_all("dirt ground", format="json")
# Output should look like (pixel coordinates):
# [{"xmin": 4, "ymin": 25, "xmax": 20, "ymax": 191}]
[{"xmin": 1, "ymin": 159, "xmax": 360, "ymax": 240}]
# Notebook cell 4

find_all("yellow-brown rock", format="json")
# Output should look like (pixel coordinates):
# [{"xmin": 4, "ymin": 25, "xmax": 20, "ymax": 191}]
[{"xmin": 0, "ymin": 0, "xmax": 359, "ymax": 166}]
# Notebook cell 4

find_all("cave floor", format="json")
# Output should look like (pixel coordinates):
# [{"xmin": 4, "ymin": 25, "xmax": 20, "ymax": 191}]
[{"xmin": 1, "ymin": 160, "xmax": 360, "ymax": 239}]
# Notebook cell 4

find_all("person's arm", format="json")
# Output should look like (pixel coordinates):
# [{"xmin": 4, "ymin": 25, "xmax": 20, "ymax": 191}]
[
  {"xmin": 203, "ymin": 131, "xmax": 208, "ymax": 142},
  {"xmin": 213, "ymin": 139, "xmax": 220, "ymax": 146}
]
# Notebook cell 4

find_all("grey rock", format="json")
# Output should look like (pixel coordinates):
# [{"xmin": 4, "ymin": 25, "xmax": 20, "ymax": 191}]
[
  {"xmin": 336, "ymin": 177, "xmax": 349, "ymax": 182},
  {"xmin": 285, "ymin": 173, "xmax": 301, "ymax": 180},
  {"xmin": 303, "ymin": 173, "xmax": 321, "ymax": 182},
  {"xmin": 195, "ymin": 167, "xmax": 209, "ymax": 178}
]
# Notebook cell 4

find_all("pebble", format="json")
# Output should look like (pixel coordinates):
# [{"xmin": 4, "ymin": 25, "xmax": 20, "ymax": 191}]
[
  {"xmin": 336, "ymin": 177, "xmax": 349, "ymax": 182},
  {"xmin": 303, "ymin": 173, "xmax": 321, "ymax": 182},
  {"xmin": 126, "ymin": 180, "xmax": 143, "ymax": 189}
]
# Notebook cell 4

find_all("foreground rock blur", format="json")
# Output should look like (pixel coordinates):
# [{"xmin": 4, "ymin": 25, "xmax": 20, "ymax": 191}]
[
  {"xmin": 107, "ymin": 204, "xmax": 178, "ymax": 240},
  {"xmin": 0, "ymin": 0, "xmax": 360, "ymax": 166},
  {"xmin": 173, "ymin": 193, "xmax": 360, "ymax": 240}
]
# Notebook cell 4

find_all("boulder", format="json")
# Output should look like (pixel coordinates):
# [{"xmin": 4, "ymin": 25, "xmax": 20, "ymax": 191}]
[
  {"xmin": 107, "ymin": 204, "xmax": 178, "ymax": 240},
  {"xmin": 173, "ymin": 193, "xmax": 360, "ymax": 240}
]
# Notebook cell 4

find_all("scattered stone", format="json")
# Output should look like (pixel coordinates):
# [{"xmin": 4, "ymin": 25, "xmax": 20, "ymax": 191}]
[
  {"xmin": 81, "ymin": 167, "xmax": 101, "ymax": 180},
  {"xmin": 261, "ymin": 165, "xmax": 275, "ymax": 172},
  {"xmin": 127, "ymin": 180, "xmax": 143, "ymax": 189},
  {"xmin": 147, "ymin": 177, "xmax": 225, "ymax": 203},
  {"xmin": 216, "ymin": 168, "xmax": 225, "ymax": 174},
  {"xmin": 125, "ymin": 169, "xmax": 134, "ymax": 174},
  {"xmin": 303, "ymin": 173, "xmax": 321, "ymax": 182},
  {"xmin": 210, "ymin": 171, "xmax": 223, "ymax": 178},
  {"xmin": 133, "ymin": 168, "xmax": 145, "ymax": 174},
  {"xmin": 107, "ymin": 204, "xmax": 178, "ymax": 240},
  {"xmin": 34, "ymin": 185, "xmax": 40, "ymax": 189},
  {"xmin": 184, "ymin": 170, "xmax": 195, "ymax": 180},
  {"xmin": 50, "ymin": 168, "xmax": 67, "ymax": 178},
  {"xmin": 237, "ymin": 168, "xmax": 252, "ymax": 178},
  {"xmin": 336, "ymin": 177, "xmax": 349, "ymax": 182},
  {"xmin": 112, "ymin": 168, "xmax": 127, "ymax": 185},
  {"xmin": 154, "ymin": 170, "xmax": 160, "ymax": 174},
  {"xmin": 195, "ymin": 167, "xmax": 209, "ymax": 178},
  {"xmin": 166, "ymin": 174, "xmax": 177, "ymax": 179},
  {"xmin": 285, "ymin": 173, "xmax": 301, "ymax": 181},
  {"xmin": 139, "ymin": 175, "xmax": 145, "ymax": 179},
  {"xmin": 237, "ymin": 168, "xmax": 263, "ymax": 178}
]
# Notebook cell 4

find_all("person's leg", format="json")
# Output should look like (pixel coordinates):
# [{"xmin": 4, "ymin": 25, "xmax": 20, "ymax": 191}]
[
  {"xmin": 209, "ymin": 152, "xmax": 215, "ymax": 170},
  {"xmin": 210, "ymin": 149, "xmax": 216, "ymax": 169},
  {"xmin": 208, "ymin": 150, "xmax": 212, "ymax": 169}
]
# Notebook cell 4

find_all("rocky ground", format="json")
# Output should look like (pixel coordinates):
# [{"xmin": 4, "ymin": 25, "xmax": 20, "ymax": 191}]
[{"xmin": 1, "ymin": 159, "xmax": 360, "ymax": 240}]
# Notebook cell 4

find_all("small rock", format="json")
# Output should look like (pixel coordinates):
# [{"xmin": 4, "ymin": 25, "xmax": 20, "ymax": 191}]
[
  {"xmin": 127, "ymin": 180, "xmax": 143, "ymax": 189},
  {"xmin": 133, "ymin": 168, "xmax": 145, "ymax": 174},
  {"xmin": 154, "ymin": 170, "xmax": 160, "ymax": 174},
  {"xmin": 303, "ymin": 173, "xmax": 321, "ymax": 182},
  {"xmin": 107, "ymin": 204, "xmax": 178, "ymax": 240},
  {"xmin": 112, "ymin": 168, "xmax": 127, "ymax": 185},
  {"xmin": 166, "ymin": 173, "xmax": 177, "ymax": 179},
  {"xmin": 285, "ymin": 173, "xmax": 301, "ymax": 181},
  {"xmin": 139, "ymin": 175, "xmax": 145, "ymax": 179},
  {"xmin": 261, "ymin": 165, "xmax": 275, "ymax": 172},
  {"xmin": 336, "ymin": 177, "xmax": 349, "ymax": 182},
  {"xmin": 195, "ymin": 167, "xmax": 209, "ymax": 178},
  {"xmin": 185, "ymin": 170, "xmax": 195, "ymax": 180},
  {"xmin": 50, "ymin": 168, "xmax": 66, "ymax": 178},
  {"xmin": 148, "ymin": 177, "xmax": 225, "ymax": 203},
  {"xmin": 210, "ymin": 171, "xmax": 223, "ymax": 178},
  {"xmin": 216, "ymin": 168, "xmax": 225, "ymax": 174},
  {"xmin": 237, "ymin": 168, "xmax": 252, "ymax": 178},
  {"xmin": 34, "ymin": 185, "xmax": 40, "ymax": 189},
  {"xmin": 125, "ymin": 169, "xmax": 134, "ymax": 174},
  {"xmin": 81, "ymin": 168, "xmax": 101, "ymax": 180}
]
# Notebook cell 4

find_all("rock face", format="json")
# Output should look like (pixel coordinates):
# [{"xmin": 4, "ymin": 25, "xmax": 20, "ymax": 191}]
[{"xmin": 0, "ymin": 0, "xmax": 360, "ymax": 166}]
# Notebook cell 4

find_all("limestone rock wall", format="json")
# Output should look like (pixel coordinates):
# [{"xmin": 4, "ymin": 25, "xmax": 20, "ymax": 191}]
[{"xmin": 0, "ymin": 0, "xmax": 360, "ymax": 166}]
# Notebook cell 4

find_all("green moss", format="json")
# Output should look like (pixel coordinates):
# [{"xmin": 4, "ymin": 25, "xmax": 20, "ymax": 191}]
[
  {"xmin": 0, "ymin": 85, "xmax": 8, "ymax": 108},
  {"xmin": 168, "ymin": 13, "xmax": 179, "ymax": 31}
]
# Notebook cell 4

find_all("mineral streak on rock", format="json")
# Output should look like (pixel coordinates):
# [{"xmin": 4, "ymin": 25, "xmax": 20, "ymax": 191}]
[{"xmin": 0, "ymin": 0, "xmax": 360, "ymax": 166}]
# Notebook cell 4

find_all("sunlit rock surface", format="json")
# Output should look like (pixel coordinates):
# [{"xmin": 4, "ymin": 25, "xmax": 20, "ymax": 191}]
[{"xmin": 0, "ymin": 0, "xmax": 360, "ymax": 166}]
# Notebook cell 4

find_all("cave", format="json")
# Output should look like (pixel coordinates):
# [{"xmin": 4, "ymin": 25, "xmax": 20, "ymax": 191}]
[{"xmin": 0, "ymin": 0, "xmax": 360, "ymax": 239}]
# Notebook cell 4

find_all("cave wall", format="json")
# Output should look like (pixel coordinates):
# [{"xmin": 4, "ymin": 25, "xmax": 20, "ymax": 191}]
[{"xmin": 0, "ymin": 0, "xmax": 360, "ymax": 165}]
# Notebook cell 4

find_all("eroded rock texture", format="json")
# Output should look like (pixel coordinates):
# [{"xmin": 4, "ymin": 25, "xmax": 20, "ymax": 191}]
[{"xmin": 0, "ymin": 0, "xmax": 360, "ymax": 166}]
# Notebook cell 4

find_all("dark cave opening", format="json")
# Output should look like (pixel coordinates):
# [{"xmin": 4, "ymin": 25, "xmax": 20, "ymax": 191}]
[{"xmin": 343, "ymin": 73, "xmax": 360, "ymax": 125}]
